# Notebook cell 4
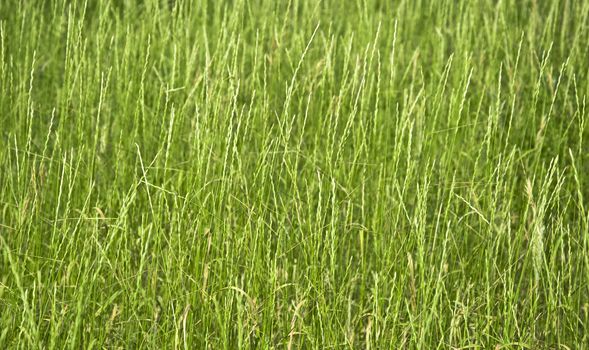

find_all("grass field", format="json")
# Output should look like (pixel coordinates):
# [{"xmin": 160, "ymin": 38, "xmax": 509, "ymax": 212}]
[{"xmin": 1, "ymin": 0, "xmax": 588, "ymax": 348}]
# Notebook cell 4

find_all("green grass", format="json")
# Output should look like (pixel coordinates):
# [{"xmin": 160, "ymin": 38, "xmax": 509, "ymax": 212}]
[{"xmin": 1, "ymin": 0, "xmax": 588, "ymax": 348}]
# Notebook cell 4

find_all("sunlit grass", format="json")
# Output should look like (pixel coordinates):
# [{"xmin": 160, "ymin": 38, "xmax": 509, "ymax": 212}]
[{"xmin": 0, "ymin": 0, "xmax": 588, "ymax": 348}]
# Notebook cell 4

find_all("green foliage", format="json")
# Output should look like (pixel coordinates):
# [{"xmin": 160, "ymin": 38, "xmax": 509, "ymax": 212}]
[{"xmin": 0, "ymin": 0, "xmax": 588, "ymax": 348}]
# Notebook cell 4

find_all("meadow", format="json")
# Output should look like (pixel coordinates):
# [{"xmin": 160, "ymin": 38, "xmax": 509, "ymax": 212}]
[{"xmin": 1, "ymin": 0, "xmax": 588, "ymax": 348}]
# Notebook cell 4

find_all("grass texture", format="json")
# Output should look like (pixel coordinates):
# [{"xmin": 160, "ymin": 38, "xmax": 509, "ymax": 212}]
[{"xmin": 1, "ymin": 0, "xmax": 589, "ymax": 348}]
